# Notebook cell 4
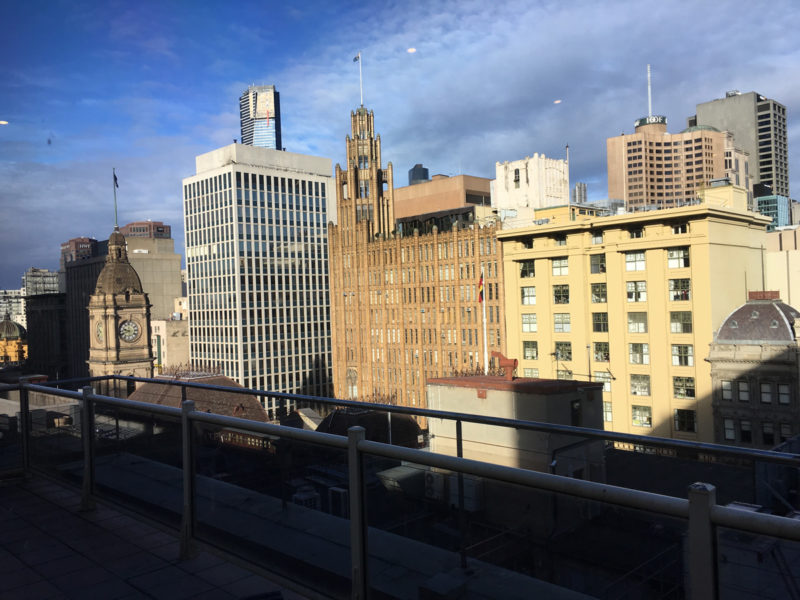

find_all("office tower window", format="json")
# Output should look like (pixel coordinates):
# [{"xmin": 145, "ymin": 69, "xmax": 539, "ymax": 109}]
[
  {"xmin": 674, "ymin": 409, "xmax": 697, "ymax": 433},
  {"xmin": 552, "ymin": 257, "xmax": 568, "ymax": 276},
  {"xmin": 523, "ymin": 341, "xmax": 538, "ymax": 360},
  {"xmin": 555, "ymin": 235, "xmax": 567, "ymax": 246},
  {"xmin": 629, "ymin": 228, "xmax": 644, "ymax": 239},
  {"xmin": 631, "ymin": 374, "xmax": 650, "ymax": 396},
  {"xmin": 673, "ymin": 376, "xmax": 695, "ymax": 398},
  {"xmin": 625, "ymin": 251, "xmax": 646, "ymax": 271},
  {"xmin": 627, "ymin": 281, "xmax": 647, "ymax": 302},
  {"xmin": 721, "ymin": 380, "xmax": 732, "ymax": 400},
  {"xmin": 554, "ymin": 341, "xmax": 572, "ymax": 361},
  {"xmin": 595, "ymin": 372, "xmax": 612, "ymax": 392},
  {"xmin": 554, "ymin": 313, "xmax": 571, "ymax": 333},
  {"xmin": 668, "ymin": 247, "xmax": 690, "ymax": 268},
  {"xmin": 629, "ymin": 343, "xmax": 649, "ymax": 365},
  {"xmin": 592, "ymin": 312, "xmax": 609, "ymax": 332},
  {"xmin": 762, "ymin": 422, "xmax": 775, "ymax": 446},
  {"xmin": 672, "ymin": 223, "xmax": 688, "ymax": 234},
  {"xmin": 591, "ymin": 282, "xmax": 607, "ymax": 303},
  {"xmin": 779, "ymin": 384, "xmax": 791, "ymax": 404},
  {"xmin": 671, "ymin": 344, "xmax": 694, "ymax": 366},
  {"xmin": 628, "ymin": 312, "xmax": 648, "ymax": 333},
  {"xmin": 740, "ymin": 420, "xmax": 752, "ymax": 443},
  {"xmin": 724, "ymin": 418, "xmax": 735, "ymax": 441},
  {"xmin": 669, "ymin": 278, "xmax": 691, "ymax": 301},
  {"xmin": 590, "ymin": 254, "xmax": 606, "ymax": 274},
  {"xmin": 521, "ymin": 313, "xmax": 537, "ymax": 333},
  {"xmin": 521, "ymin": 286, "xmax": 536, "ymax": 305},
  {"xmin": 519, "ymin": 260, "xmax": 535, "ymax": 278},
  {"xmin": 603, "ymin": 401, "xmax": 613, "ymax": 422},
  {"xmin": 553, "ymin": 285, "xmax": 570, "ymax": 304},
  {"xmin": 670, "ymin": 311, "xmax": 693, "ymax": 333},
  {"xmin": 760, "ymin": 382, "xmax": 772, "ymax": 403},
  {"xmin": 557, "ymin": 369, "xmax": 573, "ymax": 380},
  {"xmin": 594, "ymin": 342, "xmax": 610, "ymax": 362},
  {"xmin": 632, "ymin": 405, "xmax": 652, "ymax": 427},
  {"xmin": 591, "ymin": 231, "xmax": 603, "ymax": 244}
]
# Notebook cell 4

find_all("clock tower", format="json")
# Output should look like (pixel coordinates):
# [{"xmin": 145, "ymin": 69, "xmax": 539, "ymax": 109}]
[{"xmin": 87, "ymin": 227, "xmax": 153, "ymax": 395}]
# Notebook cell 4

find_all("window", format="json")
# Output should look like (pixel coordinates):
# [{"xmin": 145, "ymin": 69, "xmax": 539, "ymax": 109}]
[
  {"xmin": 674, "ymin": 409, "xmax": 697, "ymax": 433},
  {"xmin": 557, "ymin": 369, "xmax": 573, "ymax": 380},
  {"xmin": 553, "ymin": 284, "xmax": 570, "ymax": 304},
  {"xmin": 603, "ymin": 401, "xmax": 613, "ymax": 422},
  {"xmin": 554, "ymin": 313, "xmax": 571, "ymax": 333},
  {"xmin": 590, "ymin": 254, "xmax": 606, "ymax": 274},
  {"xmin": 721, "ymin": 380, "xmax": 732, "ymax": 400},
  {"xmin": 629, "ymin": 228, "xmax": 644, "ymax": 239},
  {"xmin": 669, "ymin": 278, "xmax": 691, "ymax": 301},
  {"xmin": 760, "ymin": 382, "xmax": 772, "ymax": 403},
  {"xmin": 674, "ymin": 376, "xmax": 695, "ymax": 398},
  {"xmin": 628, "ymin": 312, "xmax": 648, "ymax": 333},
  {"xmin": 552, "ymin": 257, "xmax": 568, "ymax": 276},
  {"xmin": 591, "ymin": 231, "xmax": 603, "ymax": 244},
  {"xmin": 670, "ymin": 311, "xmax": 693, "ymax": 333},
  {"xmin": 555, "ymin": 235, "xmax": 567, "ymax": 246},
  {"xmin": 592, "ymin": 312, "xmax": 609, "ymax": 332},
  {"xmin": 595, "ymin": 372, "xmax": 612, "ymax": 392},
  {"xmin": 594, "ymin": 342, "xmax": 609, "ymax": 362},
  {"xmin": 519, "ymin": 260, "xmax": 535, "ymax": 278},
  {"xmin": 522, "ymin": 313, "xmax": 537, "ymax": 333},
  {"xmin": 629, "ymin": 343, "xmax": 649, "ymax": 365},
  {"xmin": 631, "ymin": 374, "xmax": 650, "ymax": 396},
  {"xmin": 626, "ymin": 251, "xmax": 646, "ymax": 271},
  {"xmin": 521, "ymin": 286, "xmax": 536, "ymax": 305},
  {"xmin": 672, "ymin": 223, "xmax": 688, "ymax": 234},
  {"xmin": 668, "ymin": 247, "xmax": 690, "ymax": 268},
  {"xmin": 779, "ymin": 384, "xmax": 791, "ymax": 404},
  {"xmin": 738, "ymin": 381, "xmax": 750, "ymax": 402},
  {"xmin": 724, "ymin": 418, "xmax": 735, "ymax": 441},
  {"xmin": 740, "ymin": 420, "xmax": 752, "ymax": 443},
  {"xmin": 523, "ymin": 368, "xmax": 539, "ymax": 377},
  {"xmin": 627, "ymin": 281, "xmax": 647, "ymax": 302},
  {"xmin": 591, "ymin": 283, "xmax": 607, "ymax": 303},
  {"xmin": 555, "ymin": 341, "xmax": 572, "ymax": 361},
  {"xmin": 780, "ymin": 423, "xmax": 792, "ymax": 443},
  {"xmin": 523, "ymin": 341, "xmax": 538, "ymax": 360},
  {"xmin": 632, "ymin": 405, "xmax": 652, "ymax": 427},
  {"xmin": 671, "ymin": 344, "xmax": 693, "ymax": 366},
  {"xmin": 762, "ymin": 422, "xmax": 775, "ymax": 446}
]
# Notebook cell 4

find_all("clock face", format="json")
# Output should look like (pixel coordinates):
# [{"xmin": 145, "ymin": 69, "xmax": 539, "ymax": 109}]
[
  {"xmin": 96, "ymin": 320, "xmax": 104, "ymax": 342},
  {"xmin": 119, "ymin": 320, "xmax": 140, "ymax": 342}
]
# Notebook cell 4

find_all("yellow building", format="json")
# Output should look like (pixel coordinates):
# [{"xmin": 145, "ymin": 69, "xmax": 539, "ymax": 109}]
[
  {"xmin": 0, "ymin": 315, "xmax": 27, "ymax": 366},
  {"xmin": 497, "ymin": 185, "xmax": 770, "ymax": 442}
]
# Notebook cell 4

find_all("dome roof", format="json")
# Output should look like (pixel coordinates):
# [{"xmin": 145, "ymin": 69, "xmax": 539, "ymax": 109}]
[
  {"xmin": 715, "ymin": 299, "xmax": 800, "ymax": 344},
  {"xmin": 681, "ymin": 124, "xmax": 721, "ymax": 134},
  {"xmin": 94, "ymin": 228, "xmax": 143, "ymax": 295},
  {"xmin": 0, "ymin": 315, "xmax": 26, "ymax": 340}
]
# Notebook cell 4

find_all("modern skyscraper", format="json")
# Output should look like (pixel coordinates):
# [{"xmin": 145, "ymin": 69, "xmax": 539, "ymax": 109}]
[
  {"xmin": 239, "ymin": 85, "xmax": 282, "ymax": 150},
  {"xmin": 688, "ymin": 91, "xmax": 788, "ymax": 197},
  {"xmin": 571, "ymin": 182, "xmax": 587, "ymax": 204},
  {"xmin": 408, "ymin": 163, "xmax": 429, "ymax": 186},
  {"xmin": 183, "ymin": 144, "xmax": 332, "ymax": 414}
]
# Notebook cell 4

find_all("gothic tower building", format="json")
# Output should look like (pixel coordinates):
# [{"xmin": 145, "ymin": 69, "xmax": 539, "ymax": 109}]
[{"xmin": 87, "ymin": 228, "xmax": 153, "ymax": 394}]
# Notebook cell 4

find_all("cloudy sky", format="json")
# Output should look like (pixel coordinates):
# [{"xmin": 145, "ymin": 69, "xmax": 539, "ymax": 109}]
[{"xmin": 2, "ymin": 0, "xmax": 799, "ymax": 288}]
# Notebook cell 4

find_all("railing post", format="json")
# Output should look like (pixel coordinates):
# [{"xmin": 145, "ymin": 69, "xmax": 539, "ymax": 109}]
[
  {"xmin": 80, "ymin": 386, "xmax": 96, "ymax": 511},
  {"xmin": 456, "ymin": 419, "xmax": 467, "ymax": 569},
  {"xmin": 348, "ymin": 426, "xmax": 368, "ymax": 600},
  {"xmin": 687, "ymin": 482, "xmax": 717, "ymax": 600},
  {"xmin": 18, "ymin": 378, "xmax": 32, "ymax": 474},
  {"xmin": 180, "ymin": 399, "xmax": 196, "ymax": 559}
]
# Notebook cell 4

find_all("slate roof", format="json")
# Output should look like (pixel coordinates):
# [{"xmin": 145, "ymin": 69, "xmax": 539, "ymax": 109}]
[{"xmin": 715, "ymin": 299, "xmax": 800, "ymax": 344}]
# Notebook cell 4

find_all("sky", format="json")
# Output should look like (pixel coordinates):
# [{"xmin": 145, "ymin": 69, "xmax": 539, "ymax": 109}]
[{"xmin": 2, "ymin": 0, "xmax": 800, "ymax": 289}]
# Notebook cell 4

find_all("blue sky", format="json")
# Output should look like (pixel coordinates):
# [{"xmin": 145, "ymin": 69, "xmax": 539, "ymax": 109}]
[{"xmin": 2, "ymin": 0, "xmax": 800, "ymax": 288}]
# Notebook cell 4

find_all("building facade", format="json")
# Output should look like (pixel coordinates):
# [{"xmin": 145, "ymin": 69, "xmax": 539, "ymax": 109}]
[
  {"xmin": 493, "ymin": 153, "xmax": 569, "ymax": 226},
  {"xmin": 756, "ymin": 194, "xmax": 791, "ymax": 231},
  {"xmin": 607, "ymin": 116, "xmax": 750, "ymax": 211},
  {"xmin": 120, "ymin": 221, "xmax": 171, "ymax": 239},
  {"xmin": 183, "ymin": 144, "xmax": 333, "ymax": 410},
  {"xmin": 497, "ymin": 186, "xmax": 771, "ymax": 442},
  {"xmin": 126, "ymin": 235, "xmax": 183, "ymax": 321},
  {"xmin": 239, "ymin": 85, "xmax": 282, "ymax": 150},
  {"xmin": 688, "ymin": 91, "xmax": 789, "ymax": 197},
  {"xmin": 329, "ymin": 108, "xmax": 505, "ymax": 410},
  {"xmin": 571, "ymin": 182, "xmax": 587, "ymax": 204},
  {"xmin": 393, "ymin": 174, "xmax": 491, "ymax": 220}
]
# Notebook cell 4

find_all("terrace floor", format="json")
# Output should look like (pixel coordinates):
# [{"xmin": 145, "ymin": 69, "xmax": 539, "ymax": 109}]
[{"xmin": 0, "ymin": 475, "xmax": 314, "ymax": 600}]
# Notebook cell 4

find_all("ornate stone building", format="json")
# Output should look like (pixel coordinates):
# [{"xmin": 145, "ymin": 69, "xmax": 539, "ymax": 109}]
[
  {"xmin": 329, "ymin": 108, "xmax": 505, "ymax": 410},
  {"xmin": 87, "ymin": 228, "xmax": 153, "ymax": 393}
]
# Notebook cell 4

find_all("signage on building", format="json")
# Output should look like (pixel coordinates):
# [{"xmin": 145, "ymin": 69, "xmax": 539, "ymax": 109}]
[{"xmin": 634, "ymin": 115, "xmax": 667, "ymax": 128}]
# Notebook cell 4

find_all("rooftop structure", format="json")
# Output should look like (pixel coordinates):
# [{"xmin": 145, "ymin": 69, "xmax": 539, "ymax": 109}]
[{"xmin": 239, "ymin": 85, "xmax": 282, "ymax": 150}]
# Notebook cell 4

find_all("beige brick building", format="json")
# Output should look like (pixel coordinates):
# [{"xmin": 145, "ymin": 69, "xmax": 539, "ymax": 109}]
[{"xmin": 329, "ymin": 108, "xmax": 505, "ymax": 409}]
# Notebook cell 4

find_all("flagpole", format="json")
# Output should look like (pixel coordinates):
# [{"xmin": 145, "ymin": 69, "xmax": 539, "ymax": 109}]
[
  {"xmin": 358, "ymin": 52, "xmax": 363, "ymax": 107},
  {"xmin": 481, "ymin": 266, "xmax": 488, "ymax": 374},
  {"xmin": 112, "ymin": 167, "xmax": 119, "ymax": 229}
]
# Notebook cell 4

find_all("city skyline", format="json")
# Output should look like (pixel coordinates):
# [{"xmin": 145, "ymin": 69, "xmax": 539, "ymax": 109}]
[{"xmin": 2, "ymin": 0, "xmax": 800, "ymax": 287}]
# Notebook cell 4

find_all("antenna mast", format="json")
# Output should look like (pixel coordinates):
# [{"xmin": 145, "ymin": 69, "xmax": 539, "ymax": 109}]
[{"xmin": 647, "ymin": 64, "xmax": 652, "ymax": 117}]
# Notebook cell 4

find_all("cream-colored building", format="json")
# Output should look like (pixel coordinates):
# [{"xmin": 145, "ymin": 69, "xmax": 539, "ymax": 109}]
[
  {"xmin": 765, "ymin": 227, "xmax": 800, "ymax": 307},
  {"xmin": 607, "ymin": 117, "xmax": 751, "ymax": 211},
  {"xmin": 497, "ymin": 183, "xmax": 770, "ymax": 442},
  {"xmin": 492, "ymin": 154, "xmax": 569, "ymax": 227}
]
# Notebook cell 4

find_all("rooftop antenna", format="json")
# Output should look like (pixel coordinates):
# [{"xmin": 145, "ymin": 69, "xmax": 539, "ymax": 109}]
[{"xmin": 647, "ymin": 64, "xmax": 652, "ymax": 117}]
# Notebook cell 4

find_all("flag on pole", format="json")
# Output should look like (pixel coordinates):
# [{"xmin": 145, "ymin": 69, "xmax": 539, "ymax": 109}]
[
  {"xmin": 478, "ymin": 274, "xmax": 484, "ymax": 303},
  {"xmin": 353, "ymin": 54, "xmax": 360, "ymax": 62},
  {"xmin": 114, "ymin": 172, "xmax": 119, "ymax": 188}
]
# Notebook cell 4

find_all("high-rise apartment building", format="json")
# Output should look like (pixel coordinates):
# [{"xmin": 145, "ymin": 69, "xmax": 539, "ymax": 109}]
[
  {"xmin": 571, "ymin": 182, "xmax": 588, "ymax": 205},
  {"xmin": 329, "ymin": 108, "xmax": 505, "ymax": 409},
  {"xmin": 688, "ymin": 91, "xmax": 788, "ymax": 197},
  {"xmin": 497, "ymin": 183, "xmax": 771, "ymax": 442},
  {"xmin": 493, "ymin": 153, "xmax": 569, "ymax": 226},
  {"xmin": 607, "ymin": 116, "xmax": 751, "ymax": 211},
  {"xmin": 183, "ymin": 144, "xmax": 332, "ymax": 413},
  {"xmin": 239, "ymin": 85, "xmax": 282, "ymax": 150}
]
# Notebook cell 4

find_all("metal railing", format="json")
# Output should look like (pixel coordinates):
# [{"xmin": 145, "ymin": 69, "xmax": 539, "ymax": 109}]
[{"xmin": 7, "ymin": 377, "xmax": 800, "ymax": 599}]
